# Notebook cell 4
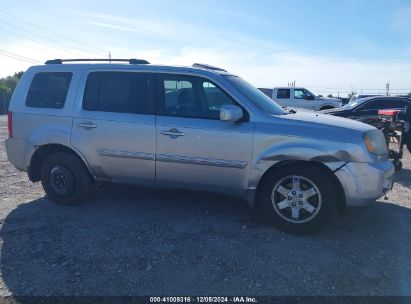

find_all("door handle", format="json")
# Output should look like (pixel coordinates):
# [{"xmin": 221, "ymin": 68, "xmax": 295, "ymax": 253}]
[
  {"xmin": 160, "ymin": 128, "xmax": 184, "ymax": 138},
  {"xmin": 77, "ymin": 121, "xmax": 97, "ymax": 129}
]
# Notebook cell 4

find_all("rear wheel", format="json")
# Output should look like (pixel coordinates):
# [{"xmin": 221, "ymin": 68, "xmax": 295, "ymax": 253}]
[
  {"xmin": 40, "ymin": 152, "xmax": 91, "ymax": 205},
  {"xmin": 258, "ymin": 164, "xmax": 338, "ymax": 234}
]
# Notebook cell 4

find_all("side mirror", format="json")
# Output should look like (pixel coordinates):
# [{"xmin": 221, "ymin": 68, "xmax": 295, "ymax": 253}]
[
  {"xmin": 220, "ymin": 105, "xmax": 243, "ymax": 122},
  {"xmin": 305, "ymin": 95, "xmax": 315, "ymax": 100}
]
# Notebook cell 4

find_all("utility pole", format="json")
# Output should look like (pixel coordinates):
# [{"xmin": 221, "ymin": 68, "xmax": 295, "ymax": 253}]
[{"xmin": 385, "ymin": 81, "xmax": 390, "ymax": 96}]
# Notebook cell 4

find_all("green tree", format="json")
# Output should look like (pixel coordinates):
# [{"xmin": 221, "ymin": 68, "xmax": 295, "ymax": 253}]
[
  {"xmin": 0, "ymin": 71, "xmax": 24, "ymax": 95},
  {"xmin": 0, "ymin": 71, "xmax": 24, "ymax": 113}
]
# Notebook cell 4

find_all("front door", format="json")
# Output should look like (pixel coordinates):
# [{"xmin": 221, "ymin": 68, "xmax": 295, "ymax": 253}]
[
  {"xmin": 155, "ymin": 74, "xmax": 254, "ymax": 195},
  {"xmin": 71, "ymin": 71, "xmax": 156, "ymax": 185}
]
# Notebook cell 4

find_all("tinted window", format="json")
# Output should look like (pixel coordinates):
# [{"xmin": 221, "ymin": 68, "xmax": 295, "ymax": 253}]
[
  {"xmin": 203, "ymin": 82, "xmax": 234, "ymax": 111},
  {"xmin": 378, "ymin": 99, "xmax": 407, "ymax": 109},
  {"xmin": 277, "ymin": 89, "xmax": 290, "ymax": 99},
  {"xmin": 26, "ymin": 72, "xmax": 72, "ymax": 108},
  {"xmin": 360, "ymin": 99, "xmax": 407, "ymax": 110},
  {"xmin": 161, "ymin": 75, "xmax": 235, "ymax": 119},
  {"xmin": 83, "ymin": 72, "xmax": 154, "ymax": 115},
  {"xmin": 360, "ymin": 100, "xmax": 378, "ymax": 110},
  {"xmin": 259, "ymin": 88, "xmax": 273, "ymax": 98}
]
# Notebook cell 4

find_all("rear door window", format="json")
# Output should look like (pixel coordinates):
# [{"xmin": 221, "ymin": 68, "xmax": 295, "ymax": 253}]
[
  {"xmin": 26, "ymin": 72, "xmax": 72, "ymax": 109},
  {"xmin": 83, "ymin": 72, "xmax": 155, "ymax": 115},
  {"xmin": 360, "ymin": 99, "xmax": 406, "ymax": 111},
  {"xmin": 277, "ymin": 89, "xmax": 290, "ymax": 99}
]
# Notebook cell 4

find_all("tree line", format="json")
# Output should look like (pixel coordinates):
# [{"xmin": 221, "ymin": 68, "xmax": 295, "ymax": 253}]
[{"xmin": 0, "ymin": 71, "xmax": 24, "ymax": 114}]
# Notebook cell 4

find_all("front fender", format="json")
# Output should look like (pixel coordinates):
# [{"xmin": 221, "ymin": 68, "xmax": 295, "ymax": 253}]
[{"xmin": 248, "ymin": 136, "xmax": 364, "ymax": 190}]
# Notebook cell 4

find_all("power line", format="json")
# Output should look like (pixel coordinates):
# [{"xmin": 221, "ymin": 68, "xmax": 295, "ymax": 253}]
[
  {"xmin": 0, "ymin": 26, "xmax": 90, "ymax": 57},
  {"xmin": 0, "ymin": 49, "xmax": 41, "ymax": 64},
  {"xmin": 0, "ymin": 19, "xmax": 95, "ymax": 56},
  {"xmin": 0, "ymin": 8, "xmax": 108, "ymax": 55}
]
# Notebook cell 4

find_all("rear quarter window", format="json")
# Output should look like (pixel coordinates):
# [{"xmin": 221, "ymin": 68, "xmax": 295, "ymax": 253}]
[{"xmin": 26, "ymin": 72, "xmax": 72, "ymax": 109}]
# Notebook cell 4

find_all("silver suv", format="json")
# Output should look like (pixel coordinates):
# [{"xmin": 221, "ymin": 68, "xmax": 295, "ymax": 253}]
[{"xmin": 5, "ymin": 59, "xmax": 394, "ymax": 234}]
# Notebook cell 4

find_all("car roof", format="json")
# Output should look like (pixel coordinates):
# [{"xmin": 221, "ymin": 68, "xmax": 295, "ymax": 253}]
[
  {"xmin": 360, "ymin": 96, "xmax": 411, "ymax": 102},
  {"xmin": 27, "ymin": 61, "xmax": 235, "ymax": 77},
  {"xmin": 351, "ymin": 96, "xmax": 411, "ymax": 107}
]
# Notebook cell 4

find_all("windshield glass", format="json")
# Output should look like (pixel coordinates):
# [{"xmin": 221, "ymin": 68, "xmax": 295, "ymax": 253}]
[
  {"xmin": 304, "ymin": 89, "xmax": 316, "ymax": 98},
  {"xmin": 342, "ymin": 98, "xmax": 368, "ymax": 110},
  {"xmin": 224, "ymin": 75, "xmax": 286, "ymax": 115}
]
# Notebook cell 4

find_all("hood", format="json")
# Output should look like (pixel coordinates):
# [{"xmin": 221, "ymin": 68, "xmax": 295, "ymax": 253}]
[{"xmin": 277, "ymin": 110, "xmax": 374, "ymax": 133}]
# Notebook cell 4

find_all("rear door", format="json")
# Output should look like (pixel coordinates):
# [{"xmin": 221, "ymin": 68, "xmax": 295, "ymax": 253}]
[
  {"xmin": 275, "ymin": 88, "xmax": 291, "ymax": 107},
  {"xmin": 71, "ymin": 70, "xmax": 156, "ymax": 185}
]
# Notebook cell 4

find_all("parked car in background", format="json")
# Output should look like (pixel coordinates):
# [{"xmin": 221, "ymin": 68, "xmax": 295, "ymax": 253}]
[
  {"xmin": 349, "ymin": 94, "xmax": 382, "ymax": 104},
  {"xmin": 6, "ymin": 59, "xmax": 394, "ymax": 234},
  {"xmin": 259, "ymin": 87, "xmax": 342, "ymax": 111},
  {"xmin": 321, "ymin": 96, "xmax": 411, "ymax": 119}
]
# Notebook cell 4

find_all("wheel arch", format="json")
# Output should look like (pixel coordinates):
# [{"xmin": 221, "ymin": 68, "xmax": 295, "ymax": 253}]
[
  {"xmin": 28, "ymin": 143, "xmax": 93, "ymax": 182},
  {"xmin": 253, "ymin": 160, "xmax": 346, "ymax": 214}
]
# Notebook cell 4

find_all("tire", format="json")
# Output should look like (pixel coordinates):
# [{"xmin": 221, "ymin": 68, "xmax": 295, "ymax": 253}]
[
  {"xmin": 40, "ymin": 152, "xmax": 91, "ymax": 206},
  {"xmin": 258, "ymin": 164, "xmax": 338, "ymax": 234},
  {"xmin": 394, "ymin": 160, "xmax": 403, "ymax": 171}
]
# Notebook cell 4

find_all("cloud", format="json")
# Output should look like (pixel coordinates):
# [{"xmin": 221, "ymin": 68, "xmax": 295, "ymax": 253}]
[
  {"xmin": 100, "ymin": 46, "xmax": 411, "ymax": 95},
  {"xmin": 2, "ymin": 43, "xmax": 411, "ymax": 96},
  {"xmin": 84, "ymin": 12, "xmax": 183, "ymax": 38},
  {"xmin": 80, "ymin": 11, "xmax": 286, "ymax": 52}
]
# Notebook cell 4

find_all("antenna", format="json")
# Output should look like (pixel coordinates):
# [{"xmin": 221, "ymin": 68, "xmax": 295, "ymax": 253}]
[
  {"xmin": 385, "ymin": 81, "xmax": 390, "ymax": 96},
  {"xmin": 108, "ymin": 51, "xmax": 112, "ymax": 64}
]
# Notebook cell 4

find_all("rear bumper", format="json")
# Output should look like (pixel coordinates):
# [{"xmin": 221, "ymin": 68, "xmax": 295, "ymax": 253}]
[
  {"xmin": 335, "ymin": 160, "xmax": 394, "ymax": 207},
  {"xmin": 5, "ymin": 138, "xmax": 27, "ymax": 171}
]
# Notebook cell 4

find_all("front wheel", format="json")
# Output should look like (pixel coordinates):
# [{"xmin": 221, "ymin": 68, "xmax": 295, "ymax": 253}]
[
  {"xmin": 41, "ymin": 152, "xmax": 91, "ymax": 206},
  {"xmin": 258, "ymin": 164, "xmax": 338, "ymax": 234}
]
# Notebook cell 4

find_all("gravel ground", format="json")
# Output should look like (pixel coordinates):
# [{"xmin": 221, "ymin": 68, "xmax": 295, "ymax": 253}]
[{"xmin": 0, "ymin": 114, "xmax": 410, "ymax": 296}]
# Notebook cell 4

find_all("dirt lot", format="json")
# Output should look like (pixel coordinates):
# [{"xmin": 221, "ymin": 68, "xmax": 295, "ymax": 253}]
[{"xmin": 0, "ymin": 114, "xmax": 410, "ymax": 296}]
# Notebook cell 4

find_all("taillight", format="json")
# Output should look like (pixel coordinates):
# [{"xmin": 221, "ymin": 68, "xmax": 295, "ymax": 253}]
[{"xmin": 7, "ymin": 111, "xmax": 13, "ymax": 138}]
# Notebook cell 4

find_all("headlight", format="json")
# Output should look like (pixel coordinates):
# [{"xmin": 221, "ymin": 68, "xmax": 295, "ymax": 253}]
[{"xmin": 363, "ymin": 130, "xmax": 388, "ymax": 155}]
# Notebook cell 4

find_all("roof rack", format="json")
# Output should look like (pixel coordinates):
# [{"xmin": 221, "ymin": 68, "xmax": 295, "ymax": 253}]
[
  {"xmin": 192, "ymin": 63, "xmax": 227, "ymax": 72},
  {"xmin": 45, "ymin": 58, "xmax": 150, "ymax": 65}
]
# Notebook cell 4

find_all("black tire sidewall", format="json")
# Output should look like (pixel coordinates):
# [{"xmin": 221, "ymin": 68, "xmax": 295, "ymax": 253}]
[
  {"xmin": 41, "ymin": 152, "xmax": 90, "ymax": 205},
  {"xmin": 259, "ymin": 164, "xmax": 338, "ymax": 234}
]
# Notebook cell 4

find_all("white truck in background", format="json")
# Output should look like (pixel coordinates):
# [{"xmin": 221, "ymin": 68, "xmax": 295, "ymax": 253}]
[{"xmin": 259, "ymin": 87, "xmax": 342, "ymax": 111}]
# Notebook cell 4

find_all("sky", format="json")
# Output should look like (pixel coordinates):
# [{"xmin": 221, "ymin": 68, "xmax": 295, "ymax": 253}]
[{"xmin": 1, "ymin": 0, "xmax": 411, "ymax": 97}]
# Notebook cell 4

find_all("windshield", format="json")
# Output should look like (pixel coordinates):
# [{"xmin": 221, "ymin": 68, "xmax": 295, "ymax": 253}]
[
  {"xmin": 224, "ymin": 75, "xmax": 286, "ymax": 115},
  {"xmin": 342, "ymin": 97, "xmax": 368, "ymax": 110},
  {"xmin": 304, "ymin": 89, "xmax": 316, "ymax": 99}
]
